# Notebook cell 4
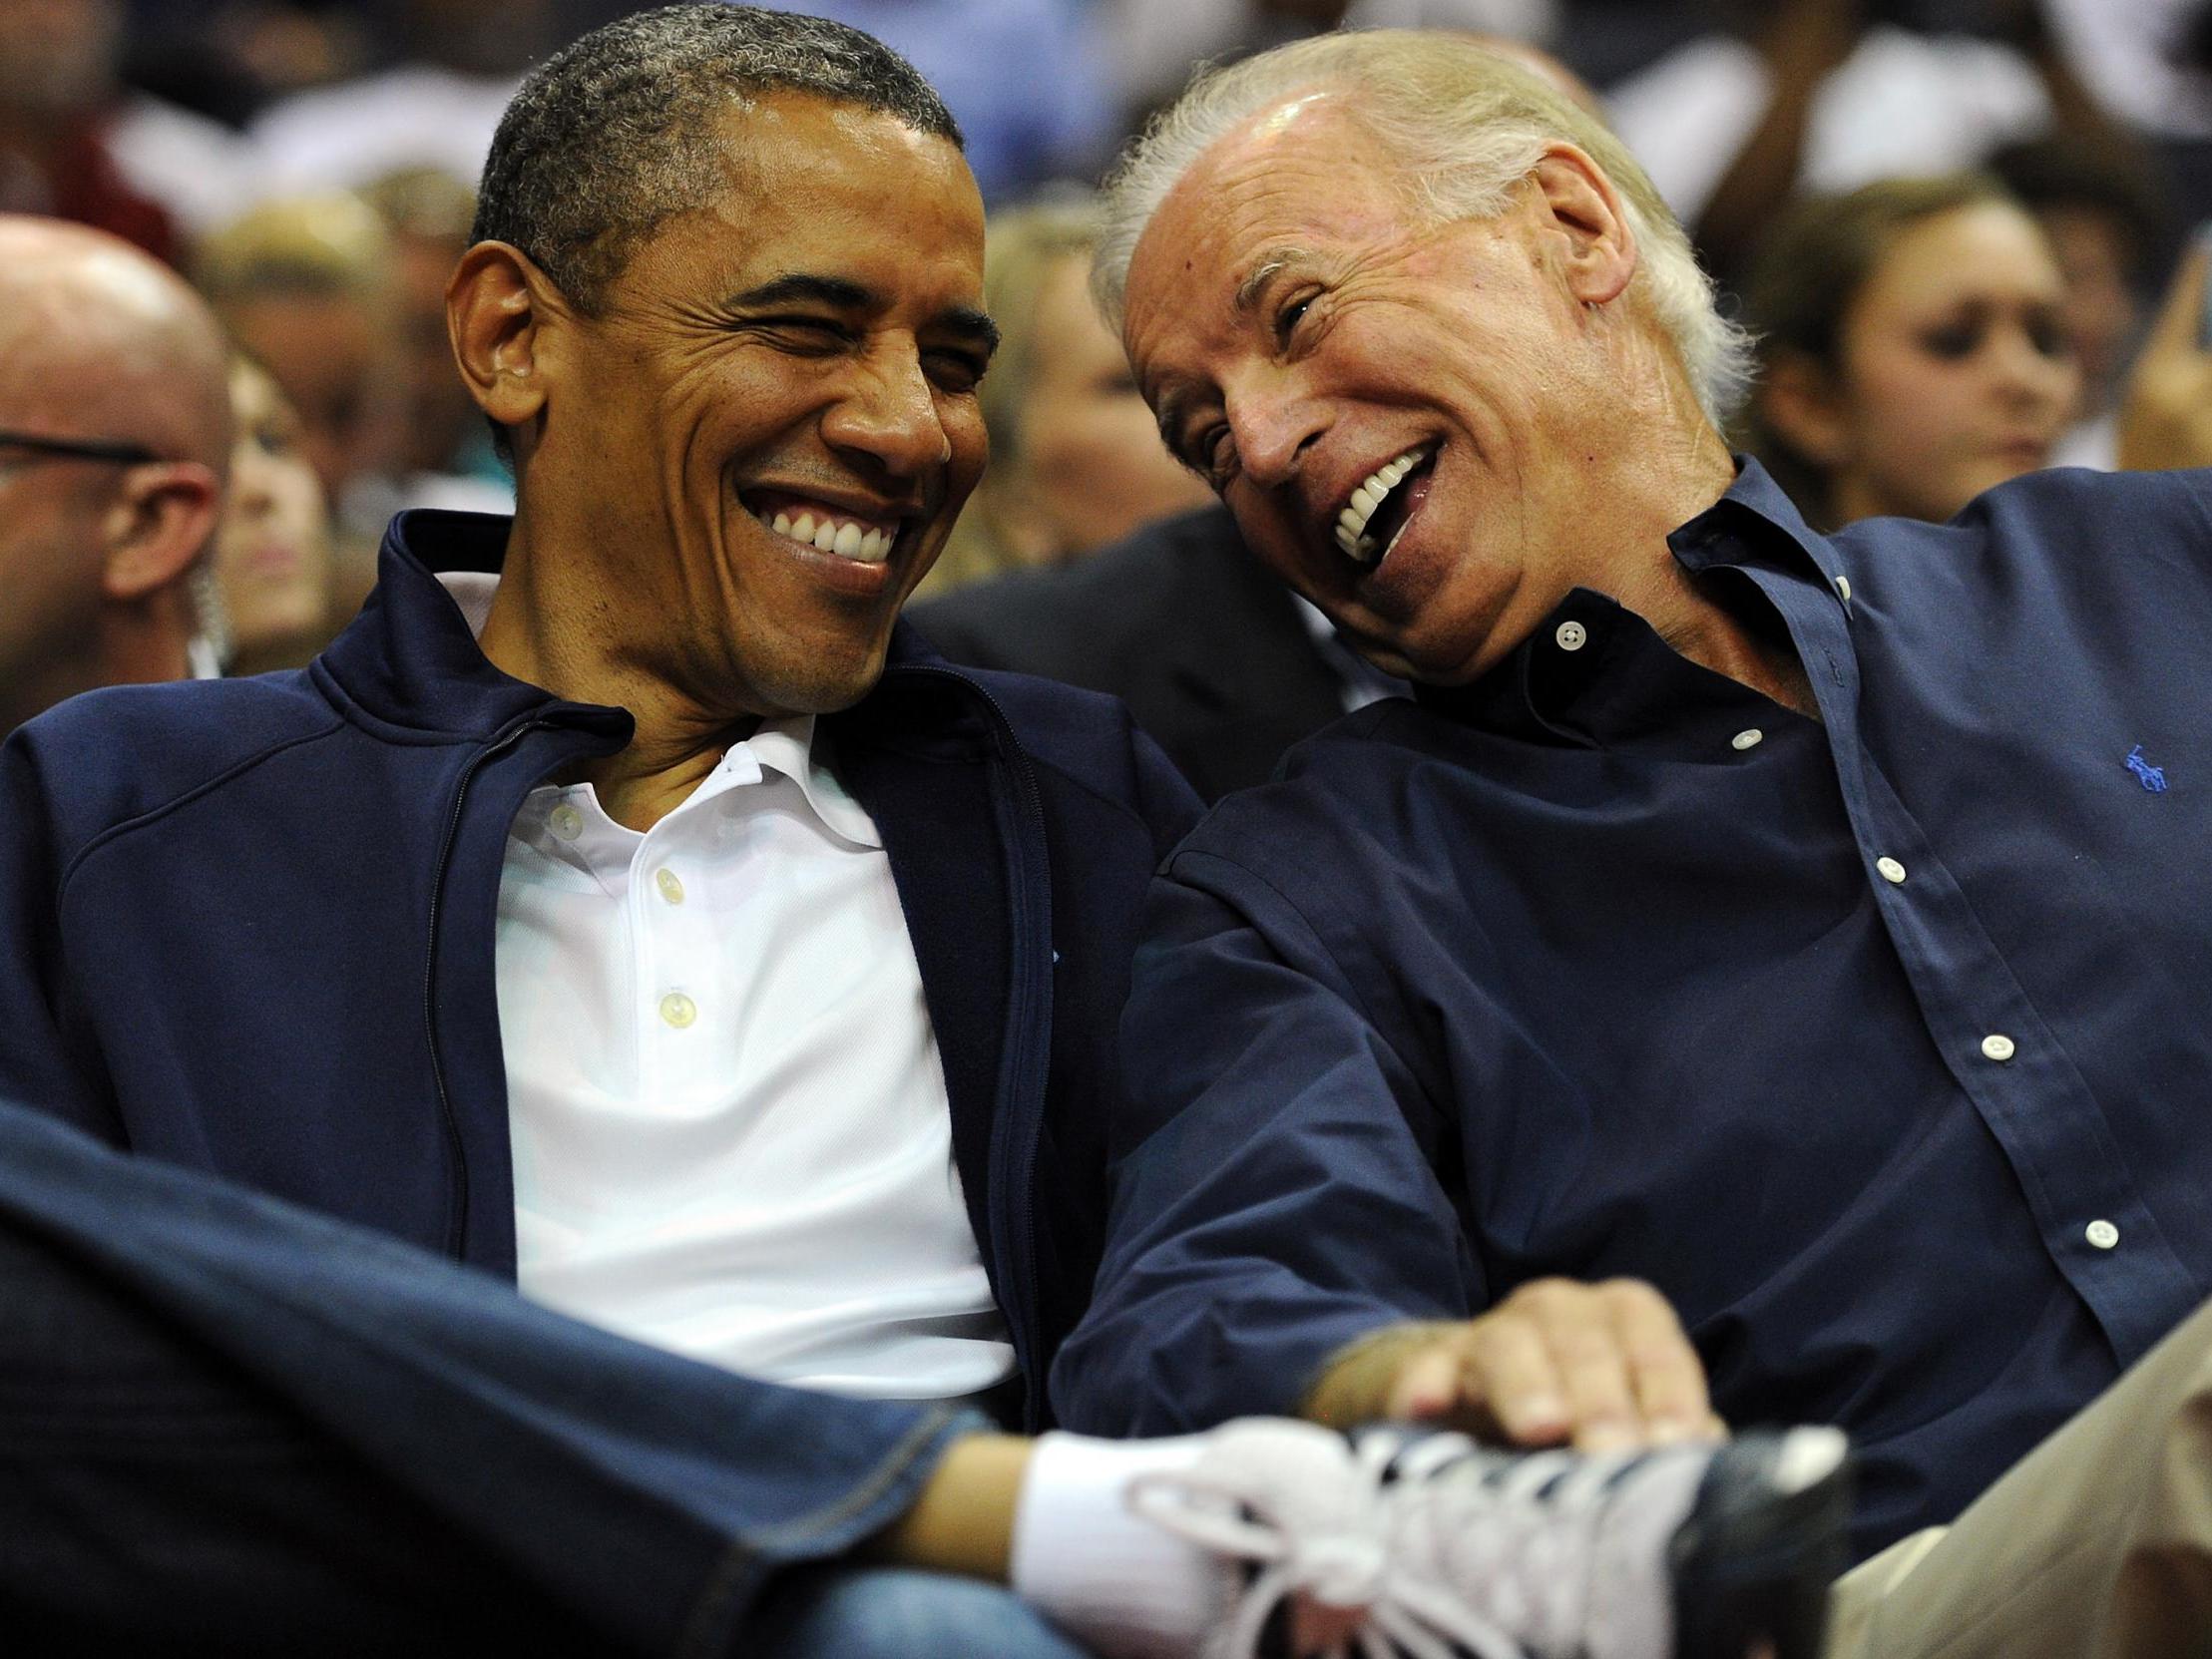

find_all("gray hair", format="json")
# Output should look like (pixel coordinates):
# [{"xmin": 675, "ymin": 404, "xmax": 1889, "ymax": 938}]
[
  {"xmin": 1095, "ymin": 30, "xmax": 1751, "ymax": 425},
  {"xmin": 473, "ymin": 3, "xmax": 961, "ymax": 313}
]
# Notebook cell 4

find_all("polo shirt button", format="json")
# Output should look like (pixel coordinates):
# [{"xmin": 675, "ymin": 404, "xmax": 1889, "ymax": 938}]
[
  {"xmin": 1876, "ymin": 856, "xmax": 1907, "ymax": 884},
  {"xmin": 1554, "ymin": 621, "xmax": 1588, "ymax": 651},
  {"xmin": 656, "ymin": 868, "xmax": 684, "ymax": 905},
  {"xmin": 1981, "ymin": 1033, "xmax": 2016, "ymax": 1062},
  {"xmin": 549, "ymin": 804, "xmax": 582, "ymax": 841},
  {"xmin": 2085, "ymin": 1219, "xmax": 2120, "ymax": 1250},
  {"xmin": 1833, "ymin": 575, "xmax": 1853, "ymax": 603},
  {"xmin": 659, "ymin": 992, "xmax": 697, "ymax": 1029},
  {"xmin": 1731, "ymin": 728, "xmax": 1764, "ymax": 751}
]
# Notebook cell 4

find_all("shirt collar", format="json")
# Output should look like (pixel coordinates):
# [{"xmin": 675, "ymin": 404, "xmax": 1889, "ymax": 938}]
[
  {"xmin": 1417, "ymin": 458, "xmax": 1840, "ymax": 746},
  {"xmin": 719, "ymin": 716, "xmax": 883, "ymax": 850}
]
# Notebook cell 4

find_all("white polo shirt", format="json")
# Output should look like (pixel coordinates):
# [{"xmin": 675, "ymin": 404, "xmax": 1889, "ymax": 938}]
[{"xmin": 464, "ymin": 580, "xmax": 1014, "ymax": 1401}]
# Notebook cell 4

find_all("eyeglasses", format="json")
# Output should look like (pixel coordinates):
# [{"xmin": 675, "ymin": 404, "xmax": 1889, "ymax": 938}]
[{"xmin": 0, "ymin": 429, "xmax": 162, "ymax": 466}]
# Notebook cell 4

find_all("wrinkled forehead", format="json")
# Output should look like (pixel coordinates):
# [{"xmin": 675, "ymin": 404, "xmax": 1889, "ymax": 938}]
[{"xmin": 1120, "ymin": 97, "xmax": 1409, "ymax": 380}]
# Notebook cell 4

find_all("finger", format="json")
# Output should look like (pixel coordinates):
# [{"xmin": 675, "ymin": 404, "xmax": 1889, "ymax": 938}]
[
  {"xmin": 1533, "ymin": 1305, "xmax": 1642, "ymax": 1452},
  {"xmin": 1384, "ymin": 1343, "xmax": 1466, "ymax": 1422},
  {"xmin": 1604, "ymin": 1280, "xmax": 1714, "ymax": 1444},
  {"xmin": 1459, "ymin": 1316, "xmax": 1573, "ymax": 1445},
  {"xmin": 2141, "ymin": 232, "xmax": 2212, "ymax": 363}
]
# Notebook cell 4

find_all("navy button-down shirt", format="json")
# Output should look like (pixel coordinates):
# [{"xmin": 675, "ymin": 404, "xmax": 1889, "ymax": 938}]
[{"xmin": 1058, "ymin": 461, "xmax": 2212, "ymax": 1557}]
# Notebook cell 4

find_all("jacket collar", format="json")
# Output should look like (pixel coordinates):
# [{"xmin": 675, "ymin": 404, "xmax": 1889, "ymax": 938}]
[{"xmin": 315, "ymin": 508, "xmax": 972, "ymax": 751}]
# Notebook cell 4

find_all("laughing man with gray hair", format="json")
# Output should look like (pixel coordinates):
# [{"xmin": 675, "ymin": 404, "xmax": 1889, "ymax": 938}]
[{"xmin": 1056, "ymin": 27, "xmax": 2212, "ymax": 1658}]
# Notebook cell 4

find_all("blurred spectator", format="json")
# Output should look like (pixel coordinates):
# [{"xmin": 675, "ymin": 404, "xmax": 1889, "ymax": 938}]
[
  {"xmin": 0, "ymin": 216, "xmax": 231, "ymax": 732},
  {"xmin": 213, "ymin": 354, "xmax": 338, "ymax": 676},
  {"xmin": 915, "ymin": 505, "xmax": 1399, "ymax": 801},
  {"xmin": 1608, "ymin": 0, "xmax": 2126, "ymax": 289},
  {"xmin": 2046, "ymin": 0, "xmax": 2212, "ymax": 143},
  {"xmin": 247, "ymin": 0, "xmax": 555, "ymax": 198},
  {"xmin": 1737, "ymin": 174, "xmax": 2079, "ymax": 531},
  {"xmin": 926, "ymin": 191, "xmax": 1211, "ymax": 595},
  {"xmin": 1990, "ymin": 136, "xmax": 2169, "ymax": 465},
  {"xmin": 194, "ymin": 193, "xmax": 404, "ymax": 514},
  {"xmin": 0, "ymin": 0, "xmax": 254, "ymax": 255},
  {"xmin": 1106, "ymin": 0, "xmax": 1559, "ymax": 127},
  {"xmin": 124, "ymin": 2, "xmax": 374, "ymax": 131},
  {"xmin": 358, "ymin": 167, "xmax": 510, "ymax": 490},
  {"xmin": 764, "ymin": 0, "xmax": 1118, "ymax": 200}
]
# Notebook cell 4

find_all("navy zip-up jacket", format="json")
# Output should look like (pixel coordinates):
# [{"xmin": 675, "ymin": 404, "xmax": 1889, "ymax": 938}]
[{"xmin": 0, "ymin": 511, "xmax": 1199, "ymax": 1430}]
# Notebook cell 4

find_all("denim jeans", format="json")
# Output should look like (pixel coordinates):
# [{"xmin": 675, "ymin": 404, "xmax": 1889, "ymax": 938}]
[{"xmin": 0, "ymin": 1099, "xmax": 1087, "ymax": 1656}]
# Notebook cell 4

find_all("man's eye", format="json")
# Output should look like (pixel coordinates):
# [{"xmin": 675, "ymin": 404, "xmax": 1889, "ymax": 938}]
[
  {"xmin": 926, "ymin": 350, "xmax": 988, "ymax": 393},
  {"xmin": 1274, "ymin": 293, "xmax": 1315, "ymax": 345},
  {"xmin": 1197, "ymin": 425, "xmax": 1236, "ymax": 483},
  {"xmin": 751, "ymin": 315, "xmax": 853, "ymax": 350}
]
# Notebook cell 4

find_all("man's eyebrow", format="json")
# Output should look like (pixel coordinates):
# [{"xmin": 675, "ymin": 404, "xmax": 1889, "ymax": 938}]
[
  {"xmin": 725, "ymin": 272, "xmax": 999, "ymax": 354},
  {"xmin": 727, "ymin": 272, "xmax": 878, "ymax": 311},
  {"xmin": 938, "ymin": 305, "xmax": 1001, "ymax": 356},
  {"xmin": 1233, "ymin": 247, "xmax": 1313, "ymax": 317}
]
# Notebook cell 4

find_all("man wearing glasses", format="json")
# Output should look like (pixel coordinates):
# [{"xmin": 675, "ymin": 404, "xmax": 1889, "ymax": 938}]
[{"xmin": 0, "ymin": 215, "xmax": 231, "ymax": 734}]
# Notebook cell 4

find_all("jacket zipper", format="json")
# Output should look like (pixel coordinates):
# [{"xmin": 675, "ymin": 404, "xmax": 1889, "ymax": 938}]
[
  {"xmin": 422, "ymin": 713, "xmax": 556, "ymax": 1258},
  {"xmin": 889, "ymin": 666, "xmax": 1056, "ymax": 1427}
]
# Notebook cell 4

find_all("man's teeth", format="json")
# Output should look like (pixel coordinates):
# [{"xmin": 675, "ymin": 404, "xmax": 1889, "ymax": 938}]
[
  {"xmin": 1334, "ymin": 447, "xmax": 1428, "ymax": 564},
  {"xmin": 760, "ymin": 509, "xmax": 894, "ymax": 564}
]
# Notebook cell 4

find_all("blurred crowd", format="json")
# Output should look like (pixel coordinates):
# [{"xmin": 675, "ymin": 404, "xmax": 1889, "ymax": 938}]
[{"xmin": 9, "ymin": 0, "xmax": 2212, "ymax": 739}]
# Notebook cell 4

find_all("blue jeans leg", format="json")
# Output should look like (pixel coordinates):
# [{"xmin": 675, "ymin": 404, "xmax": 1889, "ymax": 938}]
[
  {"xmin": 0, "ymin": 1099, "xmax": 982, "ymax": 1655},
  {"xmin": 752, "ymin": 1568, "xmax": 1098, "ymax": 1658}
]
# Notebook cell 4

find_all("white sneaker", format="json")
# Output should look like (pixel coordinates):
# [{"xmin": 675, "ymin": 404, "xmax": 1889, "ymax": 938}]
[{"xmin": 1126, "ymin": 1420, "xmax": 1851, "ymax": 1659}]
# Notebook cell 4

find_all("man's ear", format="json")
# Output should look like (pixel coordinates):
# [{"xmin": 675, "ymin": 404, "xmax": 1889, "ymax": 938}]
[
  {"xmin": 100, "ymin": 462, "xmax": 222, "ymax": 603},
  {"xmin": 1757, "ymin": 350, "xmax": 1852, "ymax": 468},
  {"xmin": 1529, "ymin": 143, "xmax": 1636, "ymax": 308},
  {"xmin": 448, "ymin": 240, "xmax": 564, "ymax": 442}
]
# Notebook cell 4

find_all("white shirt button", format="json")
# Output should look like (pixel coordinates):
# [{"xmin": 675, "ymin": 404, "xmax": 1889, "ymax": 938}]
[
  {"xmin": 659, "ymin": 991, "xmax": 697, "ymax": 1029},
  {"xmin": 548, "ymin": 804, "xmax": 583, "ymax": 841},
  {"xmin": 1875, "ymin": 856, "xmax": 1908, "ymax": 885},
  {"xmin": 1981, "ymin": 1033, "xmax": 2016, "ymax": 1062},
  {"xmin": 1731, "ymin": 728, "xmax": 1764, "ymax": 751},
  {"xmin": 1833, "ymin": 575, "xmax": 1852, "ymax": 603},
  {"xmin": 2085, "ymin": 1219, "xmax": 2120, "ymax": 1250},
  {"xmin": 1554, "ymin": 620, "xmax": 1588, "ymax": 651},
  {"xmin": 655, "ymin": 868, "xmax": 685, "ymax": 905}
]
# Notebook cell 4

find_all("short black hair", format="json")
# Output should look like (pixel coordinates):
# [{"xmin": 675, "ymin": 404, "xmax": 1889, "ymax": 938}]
[{"xmin": 473, "ymin": 4, "xmax": 963, "ymax": 312}]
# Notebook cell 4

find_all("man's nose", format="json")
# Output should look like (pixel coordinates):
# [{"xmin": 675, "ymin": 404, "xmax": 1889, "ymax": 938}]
[
  {"xmin": 1226, "ymin": 381, "xmax": 1325, "ymax": 489},
  {"xmin": 821, "ymin": 343, "xmax": 952, "ymax": 480}
]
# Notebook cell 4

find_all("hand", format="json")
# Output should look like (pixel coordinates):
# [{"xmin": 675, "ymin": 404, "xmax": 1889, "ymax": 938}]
[
  {"xmin": 2117, "ymin": 237, "xmax": 2212, "ymax": 473},
  {"xmin": 1754, "ymin": 0, "xmax": 1868, "ymax": 82},
  {"xmin": 1306, "ymin": 1278, "xmax": 1724, "ymax": 1453}
]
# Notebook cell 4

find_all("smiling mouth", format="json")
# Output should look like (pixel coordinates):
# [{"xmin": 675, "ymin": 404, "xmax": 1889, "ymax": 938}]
[
  {"xmin": 1333, "ymin": 444, "xmax": 1435, "ymax": 567},
  {"xmin": 741, "ymin": 489, "xmax": 906, "ymax": 565}
]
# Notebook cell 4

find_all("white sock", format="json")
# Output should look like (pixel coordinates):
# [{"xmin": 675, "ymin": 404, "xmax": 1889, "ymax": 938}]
[{"xmin": 1009, "ymin": 1431, "xmax": 1229, "ymax": 1658}]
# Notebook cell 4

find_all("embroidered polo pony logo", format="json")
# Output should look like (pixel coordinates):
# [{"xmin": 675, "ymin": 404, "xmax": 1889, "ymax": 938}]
[{"xmin": 2124, "ymin": 745, "xmax": 2169, "ymax": 793}]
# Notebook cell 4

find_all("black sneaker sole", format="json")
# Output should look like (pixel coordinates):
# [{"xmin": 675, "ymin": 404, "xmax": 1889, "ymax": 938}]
[{"xmin": 1669, "ymin": 1428, "xmax": 1855, "ymax": 1659}]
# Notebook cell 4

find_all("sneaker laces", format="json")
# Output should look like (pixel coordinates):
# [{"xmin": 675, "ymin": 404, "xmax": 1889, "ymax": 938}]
[{"xmin": 1128, "ymin": 1427, "xmax": 1679, "ymax": 1659}]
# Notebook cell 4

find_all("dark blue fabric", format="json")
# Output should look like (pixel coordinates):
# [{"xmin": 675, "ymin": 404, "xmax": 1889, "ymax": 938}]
[
  {"xmin": 0, "ymin": 1096, "xmax": 980, "ymax": 1654},
  {"xmin": 1060, "ymin": 462, "xmax": 2212, "ymax": 1560},
  {"xmin": 0, "ymin": 510, "xmax": 1199, "ymax": 1433}
]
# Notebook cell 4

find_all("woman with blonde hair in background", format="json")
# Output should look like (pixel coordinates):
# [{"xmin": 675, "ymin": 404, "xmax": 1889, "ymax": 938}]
[
  {"xmin": 921, "ymin": 190, "xmax": 1210, "ymax": 596},
  {"xmin": 212, "ymin": 354, "xmax": 339, "ymax": 676},
  {"xmin": 1738, "ymin": 173, "xmax": 2081, "ymax": 532}
]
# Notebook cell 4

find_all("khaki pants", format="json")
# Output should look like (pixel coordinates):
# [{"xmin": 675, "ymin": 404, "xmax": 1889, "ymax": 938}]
[{"xmin": 1825, "ymin": 1294, "xmax": 2212, "ymax": 1659}]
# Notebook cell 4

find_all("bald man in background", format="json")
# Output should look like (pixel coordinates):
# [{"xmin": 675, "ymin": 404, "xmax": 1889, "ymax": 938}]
[{"xmin": 0, "ymin": 215, "xmax": 230, "ymax": 733}]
